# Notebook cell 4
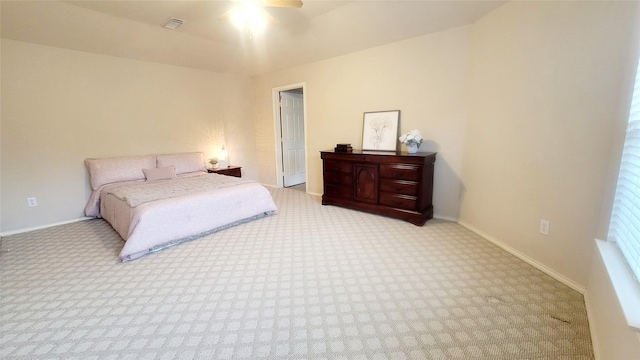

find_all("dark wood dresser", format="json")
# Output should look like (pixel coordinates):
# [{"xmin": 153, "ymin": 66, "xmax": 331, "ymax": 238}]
[{"xmin": 320, "ymin": 150, "xmax": 436, "ymax": 226}]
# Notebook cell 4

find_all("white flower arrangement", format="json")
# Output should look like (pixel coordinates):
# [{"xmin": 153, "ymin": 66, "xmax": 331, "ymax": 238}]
[
  {"xmin": 399, "ymin": 129, "xmax": 424, "ymax": 148},
  {"xmin": 209, "ymin": 157, "xmax": 219, "ymax": 169}
]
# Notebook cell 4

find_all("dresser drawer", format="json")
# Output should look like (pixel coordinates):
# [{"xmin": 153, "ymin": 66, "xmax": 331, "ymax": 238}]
[
  {"xmin": 379, "ymin": 179, "xmax": 418, "ymax": 196},
  {"xmin": 325, "ymin": 184, "xmax": 353, "ymax": 199},
  {"xmin": 379, "ymin": 193, "xmax": 417, "ymax": 210},
  {"xmin": 324, "ymin": 160, "xmax": 352, "ymax": 174},
  {"xmin": 379, "ymin": 164, "xmax": 420, "ymax": 181},
  {"xmin": 324, "ymin": 172, "xmax": 352, "ymax": 187}
]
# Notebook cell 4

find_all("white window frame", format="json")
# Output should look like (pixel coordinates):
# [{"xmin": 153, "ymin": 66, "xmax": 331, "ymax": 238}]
[
  {"xmin": 609, "ymin": 56, "xmax": 640, "ymax": 284},
  {"xmin": 605, "ymin": 55, "xmax": 640, "ymax": 332}
]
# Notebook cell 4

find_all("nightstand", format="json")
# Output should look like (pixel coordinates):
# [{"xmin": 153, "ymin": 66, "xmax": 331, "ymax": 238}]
[{"xmin": 208, "ymin": 166, "xmax": 242, "ymax": 178}]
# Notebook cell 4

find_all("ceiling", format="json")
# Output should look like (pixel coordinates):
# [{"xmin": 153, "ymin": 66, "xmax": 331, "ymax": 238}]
[{"xmin": 1, "ymin": 1, "xmax": 505, "ymax": 75}]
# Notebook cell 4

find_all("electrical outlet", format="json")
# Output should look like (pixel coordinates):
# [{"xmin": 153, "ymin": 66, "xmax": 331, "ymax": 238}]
[
  {"xmin": 27, "ymin": 197, "xmax": 38, "ymax": 207},
  {"xmin": 539, "ymin": 219, "xmax": 550, "ymax": 236}
]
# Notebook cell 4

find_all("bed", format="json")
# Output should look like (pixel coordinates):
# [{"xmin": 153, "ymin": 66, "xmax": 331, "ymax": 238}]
[{"xmin": 84, "ymin": 152, "xmax": 277, "ymax": 261}]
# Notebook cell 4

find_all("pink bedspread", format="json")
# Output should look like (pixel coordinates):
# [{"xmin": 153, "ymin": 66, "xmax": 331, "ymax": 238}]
[{"xmin": 98, "ymin": 173, "xmax": 277, "ymax": 261}]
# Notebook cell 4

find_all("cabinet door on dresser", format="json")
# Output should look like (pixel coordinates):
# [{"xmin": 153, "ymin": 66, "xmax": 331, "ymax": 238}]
[{"xmin": 354, "ymin": 164, "xmax": 378, "ymax": 203}]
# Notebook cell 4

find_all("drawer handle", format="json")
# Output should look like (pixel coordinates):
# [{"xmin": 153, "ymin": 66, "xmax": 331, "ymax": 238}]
[{"xmin": 333, "ymin": 167, "xmax": 340, "ymax": 171}]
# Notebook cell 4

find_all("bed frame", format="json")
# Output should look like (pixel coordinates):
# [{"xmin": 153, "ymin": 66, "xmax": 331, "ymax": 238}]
[{"xmin": 84, "ymin": 152, "xmax": 277, "ymax": 261}]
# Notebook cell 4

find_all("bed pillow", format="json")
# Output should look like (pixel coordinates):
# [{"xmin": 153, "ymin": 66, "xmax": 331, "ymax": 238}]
[
  {"xmin": 143, "ymin": 166, "xmax": 177, "ymax": 181},
  {"xmin": 85, "ymin": 155, "xmax": 156, "ymax": 190},
  {"xmin": 156, "ymin": 152, "xmax": 206, "ymax": 175}
]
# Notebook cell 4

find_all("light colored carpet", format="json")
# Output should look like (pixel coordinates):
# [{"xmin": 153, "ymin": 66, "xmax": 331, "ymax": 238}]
[
  {"xmin": 285, "ymin": 183, "xmax": 306, "ymax": 192},
  {"xmin": 1, "ymin": 187, "xmax": 593, "ymax": 359}
]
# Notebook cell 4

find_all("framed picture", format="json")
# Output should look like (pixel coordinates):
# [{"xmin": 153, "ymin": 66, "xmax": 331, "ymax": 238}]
[{"xmin": 361, "ymin": 110, "xmax": 400, "ymax": 151}]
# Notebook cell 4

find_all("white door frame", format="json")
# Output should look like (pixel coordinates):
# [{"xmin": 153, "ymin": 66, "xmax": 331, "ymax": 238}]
[{"xmin": 272, "ymin": 82, "xmax": 307, "ymax": 188}]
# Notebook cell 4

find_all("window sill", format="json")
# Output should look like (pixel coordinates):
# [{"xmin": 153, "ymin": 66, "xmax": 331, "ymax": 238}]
[{"xmin": 596, "ymin": 239, "xmax": 640, "ymax": 332}]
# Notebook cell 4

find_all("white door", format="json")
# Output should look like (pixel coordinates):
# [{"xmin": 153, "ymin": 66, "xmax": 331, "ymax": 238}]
[{"xmin": 280, "ymin": 92, "xmax": 306, "ymax": 187}]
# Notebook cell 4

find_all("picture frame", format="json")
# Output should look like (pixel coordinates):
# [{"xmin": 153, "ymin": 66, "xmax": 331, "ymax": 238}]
[{"xmin": 361, "ymin": 110, "xmax": 400, "ymax": 151}]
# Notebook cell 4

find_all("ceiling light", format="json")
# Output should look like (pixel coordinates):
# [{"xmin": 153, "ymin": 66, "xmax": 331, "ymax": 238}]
[
  {"xmin": 162, "ymin": 18, "xmax": 184, "ymax": 30},
  {"xmin": 229, "ymin": 1, "xmax": 267, "ymax": 35}
]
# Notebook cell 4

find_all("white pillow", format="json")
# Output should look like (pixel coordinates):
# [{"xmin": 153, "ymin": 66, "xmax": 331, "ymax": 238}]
[
  {"xmin": 143, "ymin": 166, "xmax": 177, "ymax": 182},
  {"xmin": 85, "ymin": 155, "xmax": 156, "ymax": 190},
  {"xmin": 156, "ymin": 152, "xmax": 206, "ymax": 175}
]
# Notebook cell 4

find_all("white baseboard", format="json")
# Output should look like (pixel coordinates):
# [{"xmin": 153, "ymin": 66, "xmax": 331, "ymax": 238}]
[
  {"xmin": 0, "ymin": 217, "xmax": 94, "ymax": 237},
  {"xmin": 458, "ymin": 220, "xmax": 586, "ymax": 294}
]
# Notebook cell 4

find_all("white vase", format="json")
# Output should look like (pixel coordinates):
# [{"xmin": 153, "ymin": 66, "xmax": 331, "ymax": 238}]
[{"xmin": 406, "ymin": 143, "xmax": 418, "ymax": 154}]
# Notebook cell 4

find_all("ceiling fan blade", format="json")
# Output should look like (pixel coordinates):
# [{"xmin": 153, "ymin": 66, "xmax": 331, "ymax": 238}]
[{"xmin": 262, "ymin": 0, "xmax": 303, "ymax": 8}]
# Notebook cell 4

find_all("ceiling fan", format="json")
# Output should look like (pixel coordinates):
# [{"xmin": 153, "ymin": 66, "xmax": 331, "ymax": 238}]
[{"xmin": 260, "ymin": 0, "xmax": 303, "ymax": 8}]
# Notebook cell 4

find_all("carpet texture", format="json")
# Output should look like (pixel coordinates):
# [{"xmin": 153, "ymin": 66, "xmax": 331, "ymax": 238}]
[{"xmin": 0, "ymin": 187, "xmax": 593, "ymax": 359}]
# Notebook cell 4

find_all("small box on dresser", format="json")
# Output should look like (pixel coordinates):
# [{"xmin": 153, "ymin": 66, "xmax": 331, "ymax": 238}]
[{"xmin": 320, "ymin": 150, "xmax": 436, "ymax": 226}]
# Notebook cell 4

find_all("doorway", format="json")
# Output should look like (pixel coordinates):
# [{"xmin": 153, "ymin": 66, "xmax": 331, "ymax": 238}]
[{"xmin": 273, "ymin": 83, "xmax": 307, "ymax": 189}]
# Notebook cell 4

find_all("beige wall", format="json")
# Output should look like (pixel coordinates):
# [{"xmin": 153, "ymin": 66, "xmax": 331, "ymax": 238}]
[
  {"xmin": 254, "ymin": 26, "xmax": 471, "ymax": 220},
  {"xmin": 461, "ymin": 0, "xmax": 639, "ymax": 288},
  {"xmin": 0, "ymin": 39, "xmax": 255, "ymax": 233},
  {"xmin": 461, "ymin": 3, "xmax": 640, "ymax": 356}
]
